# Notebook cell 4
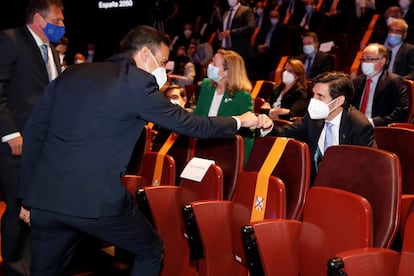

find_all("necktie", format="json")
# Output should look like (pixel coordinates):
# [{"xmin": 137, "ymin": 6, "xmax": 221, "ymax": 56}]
[
  {"xmin": 306, "ymin": 57, "xmax": 312, "ymax": 78},
  {"xmin": 324, "ymin": 121, "xmax": 334, "ymax": 152},
  {"xmin": 40, "ymin": 44, "xmax": 48, "ymax": 64},
  {"xmin": 360, "ymin": 78, "xmax": 372, "ymax": 114},
  {"xmin": 387, "ymin": 49, "xmax": 394, "ymax": 72},
  {"xmin": 225, "ymin": 8, "xmax": 234, "ymax": 48}
]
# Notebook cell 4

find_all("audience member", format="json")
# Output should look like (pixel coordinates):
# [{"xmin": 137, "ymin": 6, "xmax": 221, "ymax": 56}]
[
  {"xmin": 297, "ymin": 31, "xmax": 335, "ymax": 79},
  {"xmin": 278, "ymin": 0, "xmax": 306, "ymax": 26},
  {"xmin": 73, "ymin": 52, "xmax": 86, "ymax": 64},
  {"xmin": 386, "ymin": 18, "xmax": 414, "ymax": 80},
  {"xmin": 54, "ymin": 36, "xmax": 69, "ymax": 71},
  {"xmin": 352, "ymin": 43, "xmax": 409, "ymax": 126},
  {"xmin": 257, "ymin": 71, "xmax": 376, "ymax": 181},
  {"xmin": 219, "ymin": 0, "xmax": 256, "ymax": 63},
  {"xmin": 251, "ymin": 9, "xmax": 288, "ymax": 80},
  {"xmin": 18, "ymin": 25, "xmax": 258, "ymax": 275},
  {"xmin": 172, "ymin": 22, "xmax": 196, "ymax": 51},
  {"xmin": 400, "ymin": 0, "xmax": 414, "ymax": 44},
  {"xmin": 253, "ymin": 0, "xmax": 266, "ymax": 28},
  {"xmin": 163, "ymin": 83, "xmax": 194, "ymax": 111},
  {"xmin": 260, "ymin": 58, "xmax": 308, "ymax": 120},
  {"xmin": 193, "ymin": 49, "xmax": 254, "ymax": 166},
  {"xmin": 370, "ymin": 5, "xmax": 403, "ymax": 44},
  {"xmin": 168, "ymin": 45, "xmax": 196, "ymax": 88},
  {"xmin": 0, "ymin": 0, "xmax": 64, "ymax": 274}
]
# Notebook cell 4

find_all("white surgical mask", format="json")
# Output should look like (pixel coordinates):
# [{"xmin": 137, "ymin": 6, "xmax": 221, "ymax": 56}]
[
  {"xmin": 399, "ymin": 0, "xmax": 410, "ymax": 10},
  {"xmin": 303, "ymin": 45, "xmax": 315, "ymax": 56},
  {"xmin": 270, "ymin": 18, "xmax": 279, "ymax": 25},
  {"xmin": 183, "ymin": 29, "xmax": 192, "ymax": 38},
  {"xmin": 74, "ymin": 59, "xmax": 85, "ymax": 64},
  {"xmin": 207, "ymin": 64, "xmax": 222, "ymax": 82},
  {"xmin": 170, "ymin": 99, "xmax": 180, "ymax": 105},
  {"xmin": 361, "ymin": 62, "xmax": 376, "ymax": 77},
  {"xmin": 256, "ymin": 8, "xmax": 263, "ymax": 15},
  {"xmin": 282, "ymin": 71, "xmax": 295, "ymax": 84},
  {"xmin": 147, "ymin": 51, "xmax": 168, "ymax": 88},
  {"xmin": 59, "ymin": 53, "xmax": 65, "ymax": 64},
  {"xmin": 386, "ymin": 16, "xmax": 396, "ymax": 26},
  {"xmin": 307, "ymin": 98, "xmax": 337, "ymax": 119},
  {"xmin": 228, "ymin": 0, "xmax": 238, "ymax": 7},
  {"xmin": 87, "ymin": 50, "xmax": 95, "ymax": 56}
]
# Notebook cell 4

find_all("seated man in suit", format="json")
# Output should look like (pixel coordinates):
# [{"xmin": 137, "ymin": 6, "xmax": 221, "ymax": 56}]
[
  {"xmin": 251, "ymin": 9, "xmax": 288, "ymax": 80},
  {"xmin": 256, "ymin": 71, "xmax": 376, "ymax": 181},
  {"xmin": 386, "ymin": 18, "xmax": 414, "ymax": 80},
  {"xmin": 297, "ymin": 31, "xmax": 335, "ymax": 80},
  {"xmin": 353, "ymin": 43, "xmax": 409, "ymax": 126}
]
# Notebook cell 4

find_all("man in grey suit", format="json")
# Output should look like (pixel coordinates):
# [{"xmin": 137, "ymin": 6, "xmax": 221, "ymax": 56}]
[
  {"xmin": 18, "ymin": 25, "xmax": 258, "ymax": 275},
  {"xmin": 0, "ymin": 0, "xmax": 64, "ymax": 274}
]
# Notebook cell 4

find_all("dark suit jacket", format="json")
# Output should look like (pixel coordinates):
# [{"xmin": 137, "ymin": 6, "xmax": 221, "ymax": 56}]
[
  {"xmin": 222, "ymin": 4, "xmax": 256, "ymax": 60},
  {"xmin": 18, "ymin": 54, "xmax": 238, "ymax": 218},
  {"xmin": 254, "ymin": 20, "xmax": 288, "ymax": 55},
  {"xmin": 298, "ymin": 51, "xmax": 335, "ymax": 79},
  {"xmin": 267, "ymin": 83, "xmax": 308, "ymax": 120},
  {"xmin": 0, "ymin": 26, "xmax": 61, "ymax": 142},
  {"xmin": 269, "ymin": 106, "xmax": 375, "ymax": 179},
  {"xmin": 391, "ymin": 42, "xmax": 414, "ymax": 80},
  {"xmin": 352, "ymin": 70, "xmax": 409, "ymax": 126}
]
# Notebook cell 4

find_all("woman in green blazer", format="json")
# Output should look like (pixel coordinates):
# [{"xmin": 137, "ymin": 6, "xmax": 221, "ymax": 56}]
[{"xmin": 194, "ymin": 49, "xmax": 254, "ymax": 166}]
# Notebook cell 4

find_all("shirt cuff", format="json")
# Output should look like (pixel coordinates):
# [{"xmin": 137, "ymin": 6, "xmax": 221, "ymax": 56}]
[
  {"xmin": 232, "ymin": 116, "xmax": 241, "ymax": 130},
  {"xmin": 260, "ymin": 123, "xmax": 274, "ymax": 137},
  {"xmin": 1, "ymin": 132, "xmax": 21, "ymax": 143}
]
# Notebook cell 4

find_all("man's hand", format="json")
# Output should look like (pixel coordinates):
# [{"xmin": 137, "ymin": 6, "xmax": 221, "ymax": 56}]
[
  {"xmin": 237, "ymin": 111, "xmax": 259, "ymax": 128},
  {"xmin": 19, "ymin": 206, "xmax": 30, "ymax": 226},
  {"xmin": 257, "ymin": 114, "xmax": 274, "ymax": 130},
  {"xmin": 8, "ymin": 136, "xmax": 23, "ymax": 156}
]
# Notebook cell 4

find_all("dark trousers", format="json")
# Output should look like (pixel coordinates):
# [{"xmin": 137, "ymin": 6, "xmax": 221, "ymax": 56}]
[
  {"xmin": 30, "ymin": 206, "xmax": 163, "ymax": 276},
  {"xmin": 0, "ymin": 147, "xmax": 31, "ymax": 275}
]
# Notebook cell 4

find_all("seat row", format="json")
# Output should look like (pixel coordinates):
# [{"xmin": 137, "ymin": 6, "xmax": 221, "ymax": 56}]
[{"xmin": 120, "ymin": 122, "xmax": 414, "ymax": 275}]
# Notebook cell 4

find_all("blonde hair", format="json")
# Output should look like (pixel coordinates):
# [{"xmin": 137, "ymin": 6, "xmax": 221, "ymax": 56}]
[{"xmin": 215, "ymin": 49, "xmax": 252, "ymax": 97}]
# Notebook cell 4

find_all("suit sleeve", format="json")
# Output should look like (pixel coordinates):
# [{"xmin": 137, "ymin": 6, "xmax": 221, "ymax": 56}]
[
  {"xmin": 18, "ymin": 82, "xmax": 57, "ymax": 199},
  {"xmin": 0, "ymin": 30, "xmax": 18, "ymax": 137},
  {"xmin": 402, "ymin": 46, "xmax": 414, "ymax": 80},
  {"xmin": 230, "ymin": 7, "xmax": 256, "ymax": 38}
]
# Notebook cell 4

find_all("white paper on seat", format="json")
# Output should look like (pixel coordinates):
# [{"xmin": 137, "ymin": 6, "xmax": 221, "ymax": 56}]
[
  {"xmin": 319, "ymin": 41, "xmax": 335, "ymax": 52},
  {"xmin": 180, "ymin": 157, "xmax": 215, "ymax": 182}
]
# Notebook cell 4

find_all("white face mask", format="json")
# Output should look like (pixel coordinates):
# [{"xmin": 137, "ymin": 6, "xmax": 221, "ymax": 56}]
[
  {"xmin": 386, "ymin": 16, "xmax": 396, "ymax": 26},
  {"xmin": 399, "ymin": 0, "xmax": 410, "ymax": 10},
  {"xmin": 307, "ymin": 98, "xmax": 338, "ymax": 119},
  {"xmin": 74, "ymin": 59, "xmax": 85, "ymax": 64},
  {"xmin": 207, "ymin": 64, "xmax": 222, "ymax": 82},
  {"xmin": 87, "ymin": 50, "xmax": 95, "ymax": 56},
  {"xmin": 303, "ymin": 45, "xmax": 315, "ymax": 56},
  {"xmin": 270, "ymin": 18, "xmax": 279, "ymax": 25},
  {"xmin": 146, "ymin": 51, "xmax": 168, "ymax": 88},
  {"xmin": 361, "ymin": 62, "xmax": 376, "ymax": 77},
  {"xmin": 59, "ymin": 53, "xmax": 65, "ymax": 64},
  {"xmin": 228, "ymin": 0, "xmax": 238, "ymax": 7},
  {"xmin": 170, "ymin": 99, "xmax": 181, "ymax": 105},
  {"xmin": 282, "ymin": 71, "xmax": 295, "ymax": 84}
]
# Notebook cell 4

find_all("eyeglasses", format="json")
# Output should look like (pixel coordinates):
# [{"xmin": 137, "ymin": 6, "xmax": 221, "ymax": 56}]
[{"xmin": 360, "ymin": 58, "xmax": 381, "ymax": 63}]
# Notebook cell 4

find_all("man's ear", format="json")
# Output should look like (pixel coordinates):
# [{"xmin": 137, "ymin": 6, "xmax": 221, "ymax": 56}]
[
  {"xmin": 337, "ymin": 95, "xmax": 346, "ymax": 106},
  {"xmin": 33, "ymin": 13, "xmax": 46, "ymax": 28}
]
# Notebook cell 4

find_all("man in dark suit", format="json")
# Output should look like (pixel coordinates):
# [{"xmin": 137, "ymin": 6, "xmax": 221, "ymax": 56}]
[
  {"xmin": 17, "ymin": 25, "xmax": 258, "ymax": 275},
  {"xmin": 219, "ymin": 0, "xmax": 256, "ymax": 62},
  {"xmin": 386, "ymin": 18, "xmax": 414, "ymax": 80},
  {"xmin": 257, "ymin": 71, "xmax": 376, "ymax": 181},
  {"xmin": 297, "ymin": 31, "xmax": 335, "ymax": 79},
  {"xmin": 0, "ymin": 0, "xmax": 64, "ymax": 274},
  {"xmin": 251, "ymin": 9, "xmax": 288, "ymax": 80},
  {"xmin": 353, "ymin": 43, "xmax": 409, "ymax": 126}
]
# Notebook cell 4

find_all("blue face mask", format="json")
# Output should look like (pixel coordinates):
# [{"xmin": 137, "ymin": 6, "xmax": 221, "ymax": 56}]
[
  {"xmin": 387, "ymin": 34, "xmax": 402, "ymax": 46},
  {"xmin": 43, "ymin": 22, "xmax": 65, "ymax": 43},
  {"xmin": 207, "ymin": 64, "xmax": 222, "ymax": 82},
  {"xmin": 305, "ymin": 4, "xmax": 313, "ymax": 13}
]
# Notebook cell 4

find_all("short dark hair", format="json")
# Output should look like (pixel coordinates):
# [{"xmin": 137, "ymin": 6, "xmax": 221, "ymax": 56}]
[
  {"xmin": 26, "ymin": 0, "xmax": 63, "ymax": 23},
  {"xmin": 312, "ymin": 71, "xmax": 354, "ymax": 107},
  {"xmin": 163, "ymin": 84, "xmax": 186, "ymax": 98},
  {"xmin": 302, "ymin": 31, "xmax": 319, "ymax": 43},
  {"xmin": 119, "ymin": 25, "xmax": 170, "ymax": 56}
]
